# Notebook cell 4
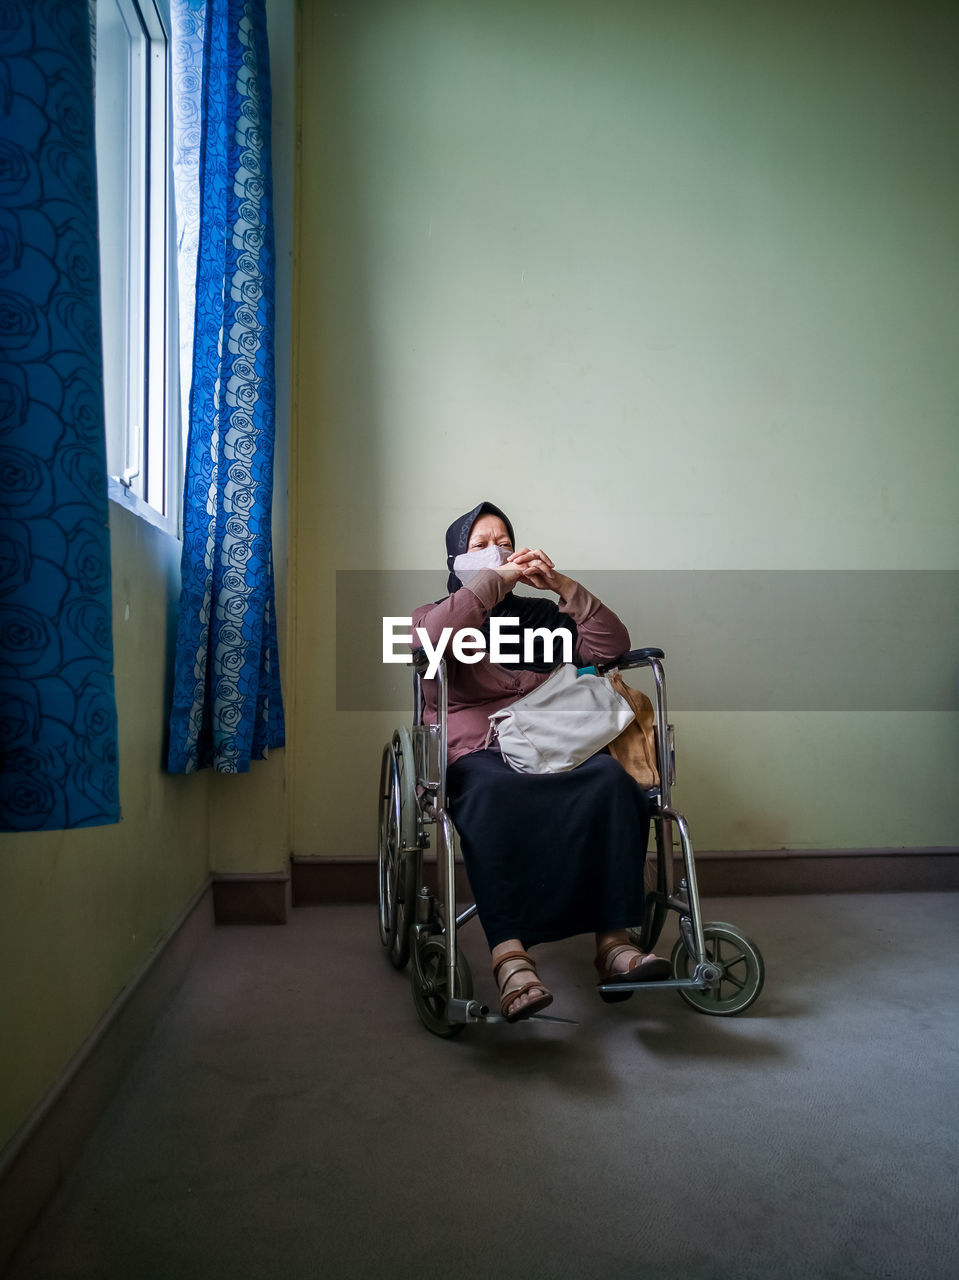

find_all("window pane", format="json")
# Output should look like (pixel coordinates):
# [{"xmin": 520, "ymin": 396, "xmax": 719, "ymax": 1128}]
[{"xmin": 95, "ymin": 0, "xmax": 147, "ymax": 492}]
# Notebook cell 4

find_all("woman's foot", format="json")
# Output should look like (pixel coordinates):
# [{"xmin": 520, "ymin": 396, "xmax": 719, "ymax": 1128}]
[
  {"xmin": 492, "ymin": 942, "xmax": 554, "ymax": 1023},
  {"xmin": 594, "ymin": 933, "xmax": 671, "ymax": 1001}
]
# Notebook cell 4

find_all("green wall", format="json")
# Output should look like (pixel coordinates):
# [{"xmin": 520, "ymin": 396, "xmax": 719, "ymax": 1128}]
[
  {"xmin": 293, "ymin": 0, "xmax": 959, "ymax": 854},
  {"xmin": 0, "ymin": 494, "xmax": 289, "ymax": 1155},
  {"xmin": 0, "ymin": 504, "xmax": 212, "ymax": 1152}
]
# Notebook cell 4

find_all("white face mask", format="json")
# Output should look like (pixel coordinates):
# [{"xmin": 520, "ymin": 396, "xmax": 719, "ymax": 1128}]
[{"xmin": 453, "ymin": 544, "xmax": 511, "ymax": 585}]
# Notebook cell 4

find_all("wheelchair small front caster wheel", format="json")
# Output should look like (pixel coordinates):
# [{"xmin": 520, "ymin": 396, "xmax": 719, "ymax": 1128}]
[
  {"xmin": 671, "ymin": 922, "xmax": 765, "ymax": 1016},
  {"xmin": 410, "ymin": 937, "xmax": 473, "ymax": 1038}
]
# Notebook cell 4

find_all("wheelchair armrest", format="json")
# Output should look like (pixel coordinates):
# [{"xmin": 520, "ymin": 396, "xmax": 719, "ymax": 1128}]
[
  {"xmin": 597, "ymin": 647, "xmax": 665, "ymax": 674},
  {"xmin": 413, "ymin": 644, "xmax": 661, "ymax": 676}
]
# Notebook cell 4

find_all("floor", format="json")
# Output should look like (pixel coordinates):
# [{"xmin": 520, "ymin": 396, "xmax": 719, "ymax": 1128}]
[{"xmin": 6, "ymin": 893, "xmax": 959, "ymax": 1280}]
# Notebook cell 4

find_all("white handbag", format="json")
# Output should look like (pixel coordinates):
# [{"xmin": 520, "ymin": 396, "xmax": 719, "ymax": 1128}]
[{"xmin": 484, "ymin": 663, "xmax": 635, "ymax": 774}]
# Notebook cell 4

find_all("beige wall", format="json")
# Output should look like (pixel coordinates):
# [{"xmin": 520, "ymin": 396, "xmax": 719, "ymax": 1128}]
[{"xmin": 293, "ymin": 0, "xmax": 959, "ymax": 855}]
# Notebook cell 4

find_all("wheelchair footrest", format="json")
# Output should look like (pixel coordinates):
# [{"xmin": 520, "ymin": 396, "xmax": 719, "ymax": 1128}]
[
  {"xmin": 445, "ymin": 997, "xmax": 578, "ymax": 1026},
  {"xmin": 596, "ymin": 977, "xmax": 709, "ymax": 995}
]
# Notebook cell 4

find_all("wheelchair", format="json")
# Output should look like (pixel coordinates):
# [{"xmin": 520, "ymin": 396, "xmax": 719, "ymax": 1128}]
[{"xmin": 377, "ymin": 647, "xmax": 765, "ymax": 1037}]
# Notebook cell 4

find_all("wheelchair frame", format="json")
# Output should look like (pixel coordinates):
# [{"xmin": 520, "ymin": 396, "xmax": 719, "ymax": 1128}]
[{"xmin": 378, "ymin": 647, "xmax": 764, "ymax": 1036}]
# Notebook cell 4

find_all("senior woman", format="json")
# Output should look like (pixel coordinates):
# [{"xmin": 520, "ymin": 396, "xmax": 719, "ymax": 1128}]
[{"xmin": 412, "ymin": 501, "xmax": 669, "ymax": 1023}]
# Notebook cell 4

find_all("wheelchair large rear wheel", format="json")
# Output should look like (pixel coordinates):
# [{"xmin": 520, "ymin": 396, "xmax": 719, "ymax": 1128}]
[
  {"xmin": 377, "ymin": 728, "xmax": 419, "ymax": 970},
  {"xmin": 410, "ymin": 936, "xmax": 473, "ymax": 1039},
  {"xmin": 671, "ymin": 922, "xmax": 764, "ymax": 1016}
]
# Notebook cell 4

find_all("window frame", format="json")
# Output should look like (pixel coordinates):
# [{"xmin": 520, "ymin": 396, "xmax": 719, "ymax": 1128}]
[{"xmin": 96, "ymin": 0, "xmax": 181, "ymax": 536}]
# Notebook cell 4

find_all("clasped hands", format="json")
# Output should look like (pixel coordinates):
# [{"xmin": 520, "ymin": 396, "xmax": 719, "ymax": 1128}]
[{"xmin": 494, "ymin": 547, "xmax": 573, "ymax": 596}]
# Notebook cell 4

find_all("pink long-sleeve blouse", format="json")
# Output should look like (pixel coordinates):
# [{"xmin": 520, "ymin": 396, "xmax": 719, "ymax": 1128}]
[{"xmin": 412, "ymin": 568, "xmax": 631, "ymax": 764}]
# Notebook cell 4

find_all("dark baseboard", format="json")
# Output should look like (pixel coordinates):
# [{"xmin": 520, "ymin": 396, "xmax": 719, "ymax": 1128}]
[
  {"xmin": 291, "ymin": 849, "xmax": 959, "ymax": 905},
  {"xmin": 690, "ymin": 848, "xmax": 959, "ymax": 895},
  {"xmin": 212, "ymin": 872, "xmax": 291, "ymax": 924},
  {"xmin": 291, "ymin": 855, "xmax": 471, "ymax": 905},
  {"xmin": 0, "ymin": 882, "xmax": 214, "ymax": 1275},
  {"xmin": 291, "ymin": 855, "xmax": 376, "ymax": 904}
]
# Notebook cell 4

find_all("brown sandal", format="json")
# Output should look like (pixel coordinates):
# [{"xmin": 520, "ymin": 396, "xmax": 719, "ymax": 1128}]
[
  {"xmin": 492, "ymin": 949, "xmax": 554, "ymax": 1023},
  {"xmin": 595, "ymin": 942, "xmax": 671, "ymax": 1003}
]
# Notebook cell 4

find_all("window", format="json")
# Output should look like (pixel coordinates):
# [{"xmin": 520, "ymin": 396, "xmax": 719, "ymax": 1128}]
[{"xmin": 94, "ymin": 0, "xmax": 180, "ymax": 526}]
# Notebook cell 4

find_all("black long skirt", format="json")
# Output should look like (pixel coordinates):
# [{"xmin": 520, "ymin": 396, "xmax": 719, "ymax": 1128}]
[{"xmin": 446, "ymin": 748, "xmax": 651, "ymax": 950}]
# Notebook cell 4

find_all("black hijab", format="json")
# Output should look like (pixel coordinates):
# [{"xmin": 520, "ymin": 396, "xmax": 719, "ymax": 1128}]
[{"xmin": 443, "ymin": 501, "xmax": 577, "ymax": 672}]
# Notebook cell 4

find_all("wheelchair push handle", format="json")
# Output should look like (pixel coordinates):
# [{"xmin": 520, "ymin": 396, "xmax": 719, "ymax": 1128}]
[{"xmin": 596, "ymin": 647, "xmax": 665, "ymax": 674}]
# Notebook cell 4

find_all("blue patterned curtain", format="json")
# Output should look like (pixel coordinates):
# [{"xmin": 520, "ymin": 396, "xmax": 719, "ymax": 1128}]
[
  {"xmin": 167, "ymin": 0, "xmax": 284, "ymax": 773},
  {"xmin": 0, "ymin": 0, "xmax": 120, "ymax": 830}
]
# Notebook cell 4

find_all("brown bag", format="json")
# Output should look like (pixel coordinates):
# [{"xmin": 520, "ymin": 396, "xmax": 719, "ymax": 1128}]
[{"xmin": 606, "ymin": 671, "xmax": 659, "ymax": 790}]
